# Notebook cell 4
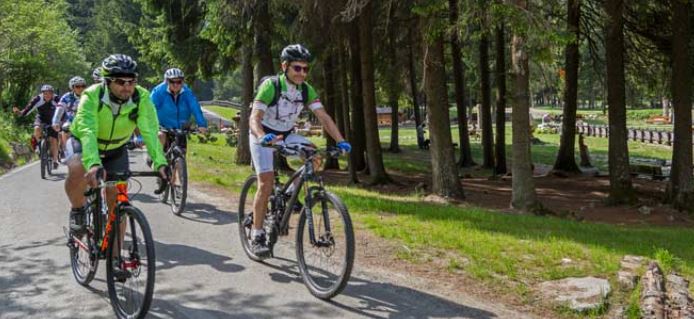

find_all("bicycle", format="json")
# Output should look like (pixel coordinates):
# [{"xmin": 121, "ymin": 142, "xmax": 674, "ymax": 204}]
[
  {"xmin": 65, "ymin": 169, "xmax": 158, "ymax": 319},
  {"xmin": 238, "ymin": 143, "xmax": 355, "ymax": 300},
  {"xmin": 38, "ymin": 125, "xmax": 55, "ymax": 179},
  {"xmin": 157, "ymin": 127, "xmax": 193, "ymax": 215}
]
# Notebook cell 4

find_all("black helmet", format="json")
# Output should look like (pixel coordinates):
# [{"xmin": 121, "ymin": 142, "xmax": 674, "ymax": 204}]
[
  {"xmin": 101, "ymin": 54, "xmax": 138, "ymax": 78},
  {"xmin": 280, "ymin": 44, "xmax": 312, "ymax": 63}
]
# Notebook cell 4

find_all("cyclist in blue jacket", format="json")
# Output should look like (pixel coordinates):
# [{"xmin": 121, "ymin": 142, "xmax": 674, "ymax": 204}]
[{"xmin": 149, "ymin": 67, "xmax": 208, "ymax": 193}]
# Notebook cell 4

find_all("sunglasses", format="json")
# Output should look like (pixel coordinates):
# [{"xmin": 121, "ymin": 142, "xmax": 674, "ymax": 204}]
[
  {"xmin": 168, "ymin": 79, "xmax": 183, "ymax": 85},
  {"xmin": 290, "ymin": 65, "xmax": 310, "ymax": 74},
  {"xmin": 74, "ymin": 85, "xmax": 86, "ymax": 89},
  {"xmin": 112, "ymin": 78, "xmax": 137, "ymax": 86}
]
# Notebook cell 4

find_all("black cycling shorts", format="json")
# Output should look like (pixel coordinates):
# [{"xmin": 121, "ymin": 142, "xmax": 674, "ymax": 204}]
[
  {"xmin": 34, "ymin": 117, "xmax": 59, "ymax": 139},
  {"xmin": 73, "ymin": 141, "xmax": 130, "ymax": 181}
]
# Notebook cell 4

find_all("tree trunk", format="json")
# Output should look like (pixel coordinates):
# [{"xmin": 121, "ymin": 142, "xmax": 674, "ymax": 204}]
[
  {"xmin": 510, "ymin": 0, "xmax": 539, "ymax": 212},
  {"xmin": 408, "ymin": 27, "xmax": 425, "ymax": 149},
  {"xmin": 667, "ymin": 0, "xmax": 693, "ymax": 210},
  {"xmin": 423, "ymin": 26, "xmax": 464, "ymax": 199},
  {"xmin": 605, "ymin": 0, "xmax": 634, "ymax": 204},
  {"xmin": 349, "ymin": 23, "xmax": 367, "ymax": 173},
  {"xmin": 449, "ymin": 0, "xmax": 475, "ymax": 167},
  {"xmin": 388, "ymin": 97, "xmax": 400, "ymax": 152},
  {"xmin": 494, "ymin": 16, "xmax": 507, "ymax": 175},
  {"xmin": 323, "ymin": 53, "xmax": 340, "ymax": 170},
  {"xmin": 338, "ymin": 40, "xmax": 358, "ymax": 183},
  {"xmin": 236, "ymin": 43, "xmax": 253, "ymax": 165},
  {"xmin": 480, "ymin": 31, "xmax": 495, "ymax": 169},
  {"xmin": 254, "ymin": 0, "xmax": 274, "ymax": 79},
  {"xmin": 553, "ymin": 0, "xmax": 581, "ymax": 173},
  {"xmin": 386, "ymin": 10, "xmax": 401, "ymax": 153},
  {"xmin": 359, "ymin": 2, "xmax": 390, "ymax": 184}
]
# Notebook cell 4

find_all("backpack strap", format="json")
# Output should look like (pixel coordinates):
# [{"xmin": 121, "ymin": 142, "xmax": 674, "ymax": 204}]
[
  {"xmin": 300, "ymin": 83, "xmax": 308, "ymax": 107},
  {"xmin": 268, "ymin": 76, "xmax": 281, "ymax": 107}
]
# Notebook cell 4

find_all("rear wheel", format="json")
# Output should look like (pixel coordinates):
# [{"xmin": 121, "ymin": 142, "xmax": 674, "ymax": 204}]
[
  {"xmin": 296, "ymin": 191, "xmax": 354, "ymax": 300},
  {"xmin": 170, "ymin": 157, "xmax": 188, "ymax": 215},
  {"xmin": 69, "ymin": 207, "xmax": 98, "ymax": 286},
  {"xmin": 238, "ymin": 175, "xmax": 270, "ymax": 261},
  {"xmin": 106, "ymin": 206, "xmax": 155, "ymax": 319}
]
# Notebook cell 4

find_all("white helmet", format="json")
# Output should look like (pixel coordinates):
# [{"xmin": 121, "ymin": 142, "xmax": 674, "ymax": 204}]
[
  {"xmin": 69, "ymin": 76, "xmax": 87, "ymax": 90},
  {"xmin": 40, "ymin": 84, "xmax": 54, "ymax": 92},
  {"xmin": 164, "ymin": 68, "xmax": 184, "ymax": 80}
]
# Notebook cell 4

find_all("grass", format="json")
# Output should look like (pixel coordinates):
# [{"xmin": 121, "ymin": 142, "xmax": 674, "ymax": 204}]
[
  {"xmin": 186, "ymin": 127, "xmax": 692, "ymax": 316},
  {"xmin": 533, "ymin": 106, "xmax": 671, "ymax": 129},
  {"xmin": 203, "ymin": 105, "xmax": 239, "ymax": 121},
  {"xmin": 378, "ymin": 125, "xmax": 673, "ymax": 174}
]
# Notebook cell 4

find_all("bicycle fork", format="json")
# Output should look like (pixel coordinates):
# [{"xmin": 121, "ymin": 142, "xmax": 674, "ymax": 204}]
[{"xmin": 303, "ymin": 187, "xmax": 333, "ymax": 248}]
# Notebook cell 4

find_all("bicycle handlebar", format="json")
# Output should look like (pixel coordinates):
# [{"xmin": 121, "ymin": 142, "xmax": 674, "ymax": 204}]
[{"xmin": 259, "ymin": 142, "xmax": 343, "ymax": 158}]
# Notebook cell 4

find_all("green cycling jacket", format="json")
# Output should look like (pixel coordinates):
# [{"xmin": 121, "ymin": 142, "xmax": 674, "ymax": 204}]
[{"xmin": 71, "ymin": 83, "xmax": 167, "ymax": 170}]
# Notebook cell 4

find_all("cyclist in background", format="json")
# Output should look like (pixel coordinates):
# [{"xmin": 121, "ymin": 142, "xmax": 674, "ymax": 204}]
[
  {"xmin": 14, "ymin": 84, "xmax": 61, "ymax": 168},
  {"xmin": 149, "ymin": 67, "xmax": 208, "ymax": 194},
  {"xmin": 92, "ymin": 67, "xmax": 103, "ymax": 84},
  {"xmin": 53, "ymin": 76, "xmax": 87, "ymax": 161}
]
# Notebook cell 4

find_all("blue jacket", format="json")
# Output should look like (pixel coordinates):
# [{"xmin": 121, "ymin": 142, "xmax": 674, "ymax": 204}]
[{"xmin": 150, "ymin": 82, "xmax": 207, "ymax": 129}]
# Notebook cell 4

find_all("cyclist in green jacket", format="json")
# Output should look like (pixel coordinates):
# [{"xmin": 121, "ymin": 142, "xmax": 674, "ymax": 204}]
[{"xmin": 65, "ymin": 54, "xmax": 167, "ymax": 233}]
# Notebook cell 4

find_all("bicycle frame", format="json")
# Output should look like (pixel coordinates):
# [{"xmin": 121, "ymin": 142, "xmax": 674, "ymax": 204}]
[
  {"xmin": 98, "ymin": 182, "xmax": 131, "ymax": 256},
  {"xmin": 273, "ymin": 148, "xmax": 332, "ymax": 247}
]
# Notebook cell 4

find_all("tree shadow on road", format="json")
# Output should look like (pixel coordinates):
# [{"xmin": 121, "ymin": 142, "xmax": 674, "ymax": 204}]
[
  {"xmin": 259, "ymin": 256, "xmax": 499, "ymax": 319},
  {"xmin": 154, "ymin": 240, "xmax": 245, "ymax": 274},
  {"xmin": 176, "ymin": 202, "xmax": 236, "ymax": 225}
]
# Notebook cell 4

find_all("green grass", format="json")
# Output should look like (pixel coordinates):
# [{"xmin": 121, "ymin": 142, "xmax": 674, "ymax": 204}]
[
  {"xmin": 378, "ymin": 125, "xmax": 673, "ymax": 174},
  {"xmin": 203, "ymin": 105, "xmax": 239, "ymax": 121},
  {"xmin": 0, "ymin": 112, "xmax": 32, "ymax": 173},
  {"xmin": 534, "ymin": 106, "xmax": 672, "ymax": 129},
  {"xmin": 186, "ymin": 127, "xmax": 691, "ymax": 315}
]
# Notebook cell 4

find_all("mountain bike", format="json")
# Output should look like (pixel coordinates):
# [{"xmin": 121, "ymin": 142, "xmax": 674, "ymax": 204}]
[
  {"xmin": 238, "ymin": 143, "xmax": 355, "ymax": 300},
  {"xmin": 66, "ymin": 169, "xmax": 159, "ymax": 319},
  {"xmin": 158, "ymin": 128, "xmax": 192, "ymax": 215}
]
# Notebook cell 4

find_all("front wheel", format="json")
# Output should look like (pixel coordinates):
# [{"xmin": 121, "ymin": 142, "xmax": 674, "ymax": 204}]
[
  {"xmin": 40, "ymin": 139, "xmax": 48, "ymax": 179},
  {"xmin": 296, "ymin": 191, "xmax": 354, "ymax": 300},
  {"xmin": 106, "ymin": 206, "xmax": 155, "ymax": 319},
  {"xmin": 170, "ymin": 157, "xmax": 188, "ymax": 215}
]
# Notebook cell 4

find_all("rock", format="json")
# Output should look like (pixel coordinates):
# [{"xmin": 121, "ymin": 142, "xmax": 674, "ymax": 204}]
[
  {"xmin": 641, "ymin": 262, "xmax": 666, "ymax": 319},
  {"xmin": 539, "ymin": 277, "xmax": 611, "ymax": 312},
  {"xmin": 618, "ymin": 255, "xmax": 646, "ymax": 291},
  {"xmin": 665, "ymin": 274, "xmax": 694, "ymax": 318},
  {"xmin": 621, "ymin": 255, "xmax": 646, "ymax": 271},
  {"xmin": 639, "ymin": 206, "xmax": 653, "ymax": 215},
  {"xmin": 618, "ymin": 270, "xmax": 638, "ymax": 290},
  {"xmin": 560, "ymin": 258, "xmax": 573, "ymax": 266}
]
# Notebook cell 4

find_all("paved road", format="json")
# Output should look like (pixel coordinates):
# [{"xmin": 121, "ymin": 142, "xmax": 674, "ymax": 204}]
[{"xmin": 0, "ymin": 150, "xmax": 531, "ymax": 319}]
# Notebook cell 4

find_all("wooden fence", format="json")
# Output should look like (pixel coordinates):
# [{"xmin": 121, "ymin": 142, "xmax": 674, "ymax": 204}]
[{"xmin": 575, "ymin": 124, "xmax": 694, "ymax": 146}]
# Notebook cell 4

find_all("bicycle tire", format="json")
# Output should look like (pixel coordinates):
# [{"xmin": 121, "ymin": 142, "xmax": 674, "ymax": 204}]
[
  {"xmin": 170, "ymin": 157, "xmax": 188, "ymax": 215},
  {"xmin": 69, "ymin": 207, "xmax": 99, "ymax": 286},
  {"xmin": 106, "ymin": 206, "xmax": 156, "ymax": 319},
  {"xmin": 158, "ymin": 178, "xmax": 169, "ymax": 203},
  {"xmin": 238, "ymin": 175, "xmax": 267, "ymax": 262},
  {"xmin": 296, "ymin": 191, "xmax": 355, "ymax": 300},
  {"xmin": 40, "ymin": 139, "xmax": 47, "ymax": 179}
]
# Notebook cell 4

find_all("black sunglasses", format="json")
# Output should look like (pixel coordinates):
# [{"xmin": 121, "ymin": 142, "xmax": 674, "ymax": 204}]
[
  {"xmin": 290, "ymin": 65, "xmax": 310, "ymax": 73},
  {"xmin": 112, "ymin": 78, "xmax": 137, "ymax": 86},
  {"xmin": 168, "ymin": 79, "xmax": 183, "ymax": 85}
]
